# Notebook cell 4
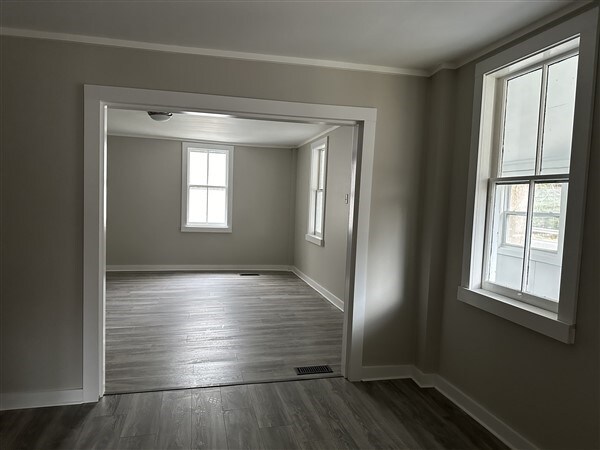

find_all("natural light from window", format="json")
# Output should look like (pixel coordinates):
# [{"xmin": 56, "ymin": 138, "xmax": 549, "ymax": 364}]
[
  {"xmin": 182, "ymin": 143, "xmax": 233, "ymax": 231},
  {"xmin": 482, "ymin": 42, "xmax": 578, "ymax": 308}
]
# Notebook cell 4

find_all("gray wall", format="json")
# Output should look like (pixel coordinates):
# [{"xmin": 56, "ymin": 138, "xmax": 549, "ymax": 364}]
[
  {"xmin": 417, "ymin": 13, "xmax": 600, "ymax": 449},
  {"xmin": 1, "ymin": 36, "xmax": 427, "ymax": 393},
  {"xmin": 106, "ymin": 136, "xmax": 294, "ymax": 266},
  {"xmin": 293, "ymin": 127, "xmax": 353, "ymax": 302},
  {"xmin": 416, "ymin": 69, "xmax": 456, "ymax": 372}
]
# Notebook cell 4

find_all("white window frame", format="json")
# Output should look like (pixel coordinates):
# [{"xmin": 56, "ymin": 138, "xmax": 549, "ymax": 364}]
[
  {"xmin": 481, "ymin": 48, "xmax": 576, "ymax": 314},
  {"xmin": 181, "ymin": 142, "xmax": 234, "ymax": 232},
  {"xmin": 458, "ymin": 8, "xmax": 598, "ymax": 344},
  {"xmin": 306, "ymin": 137, "xmax": 328, "ymax": 246}
]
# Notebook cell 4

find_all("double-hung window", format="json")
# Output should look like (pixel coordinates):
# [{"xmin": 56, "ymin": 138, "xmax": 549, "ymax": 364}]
[
  {"xmin": 306, "ymin": 137, "xmax": 328, "ymax": 246},
  {"xmin": 181, "ymin": 142, "xmax": 233, "ymax": 232},
  {"xmin": 458, "ymin": 8, "xmax": 598, "ymax": 343},
  {"xmin": 483, "ymin": 48, "xmax": 577, "ymax": 312}
]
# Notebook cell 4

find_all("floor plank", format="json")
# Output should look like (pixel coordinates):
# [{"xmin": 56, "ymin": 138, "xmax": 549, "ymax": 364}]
[
  {"xmin": 223, "ymin": 408, "xmax": 264, "ymax": 450},
  {"xmin": 191, "ymin": 388, "xmax": 228, "ymax": 450},
  {"xmin": 119, "ymin": 391, "xmax": 163, "ymax": 438},
  {"xmin": 106, "ymin": 271, "xmax": 343, "ymax": 393},
  {"xmin": 247, "ymin": 383, "xmax": 290, "ymax": 428},
  {"xmin": 1, "ymin": 379, "xmax": 508, "ymax": 450},
  {"xmin": 259, "ymin": 425, "xmax": 299, "ymax": 449},
  {"xmin": 156, "ymin": 390, "xmax": 191, "ymax": 449}
]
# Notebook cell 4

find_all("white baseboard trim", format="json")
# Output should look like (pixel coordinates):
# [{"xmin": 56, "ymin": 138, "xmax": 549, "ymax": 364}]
[
  {"xmin": 106, "ymin": 264, "xmax": 292, "ymax": 272},
  {"xmin": 433, "ymin": 374, "xmax": 536, "ymax": 450},
  {"xmin": 0, "ymin": 372, "xmax": 534, "ymax": 448},
  {"xmin": 290, "ymin": 267, "xmax": 344, "ymax": 311},
  {"xmin": 0, "ymin": 389, "xmax": 84, "ymax": 411},
  {"xmin": 360, "ymin": 364, "xmax": 416, "ymax": 381},
  {"xmin": 360, "ymin": 364, "xmax": 535, "ymax": 450}
]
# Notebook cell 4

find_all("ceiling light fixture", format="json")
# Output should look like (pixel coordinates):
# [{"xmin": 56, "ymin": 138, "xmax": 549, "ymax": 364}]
[
  {"xmin": 181, "ymin": 111, "xmax": 233, "ymax": 118},
  {"xmin": 147, "ymin": 111, "xmax": 173, "ymax": 122}
]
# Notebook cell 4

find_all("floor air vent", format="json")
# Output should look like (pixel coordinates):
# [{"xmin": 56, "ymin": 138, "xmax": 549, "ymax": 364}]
[
  {"xmin": 295, "ymin": 365, "xmax": 333, "ymax": 375},
  {"xmin": 239, "ymin": 273, "xmax": 260, "ymax": 276}
]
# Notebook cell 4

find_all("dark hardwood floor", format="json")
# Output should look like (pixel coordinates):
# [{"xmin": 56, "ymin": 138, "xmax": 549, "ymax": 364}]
[
  {"xmin": 105, "ymin": 271, "xmax": 343, "ymax": 394},
  {"xmin": 0, "ymin": 378, "xmax": 508, "ymax": 450}
]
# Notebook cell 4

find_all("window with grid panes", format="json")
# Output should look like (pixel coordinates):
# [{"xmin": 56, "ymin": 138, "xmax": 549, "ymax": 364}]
[
  {"xmin": 181, "ymin": 142, "xmax": 233, "ymax": 232},
  {"xmin": 306, "ymin": 138, "xmax": 328, "ymax": 246}
]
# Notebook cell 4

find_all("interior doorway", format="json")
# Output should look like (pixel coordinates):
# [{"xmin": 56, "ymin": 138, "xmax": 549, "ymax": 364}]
[
  {"xmin": 83, "ymin": 85, "xmax": 377, "ymax": 401},
  {"xmin": 104, "ymin": 108, "xmax": 354, "ymax": 393}
]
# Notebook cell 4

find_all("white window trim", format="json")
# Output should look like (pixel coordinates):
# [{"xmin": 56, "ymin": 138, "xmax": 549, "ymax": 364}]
[
  {"xmin": 459, "ymin": 7, "xmax": 598, "ymax": 344},
  {"xmin": 306, "ymin": 137, "xmax": 328, "ymax": 246},
  {"xmin": 181, "ymin": 142, "xmax": 234, "ymax": 232}
]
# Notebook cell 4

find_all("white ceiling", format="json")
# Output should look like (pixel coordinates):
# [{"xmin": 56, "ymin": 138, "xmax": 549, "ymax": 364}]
[
  {"xmin": 0, "ymin": 0, "xmax": 580, "ymax": 73},
  {"xmin": 107, "ymin": 109, "xmax": 333, "ymax": 148}
]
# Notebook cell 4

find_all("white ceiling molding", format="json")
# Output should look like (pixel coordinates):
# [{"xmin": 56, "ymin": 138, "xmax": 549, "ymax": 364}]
[
  {"xmin": 2, "ymin": 1, "xmax": 588, "ymax": 80},
  {"xmin": 0, "ymin": 27, "xmax": 429, "ymax": 77},
  {"xmin": 296, "ymin": 126, "xmax": 340, "ymax": 149},
  {"xmin": 427, "ymin": 63, "xmax": 460, "ymax": 77}
]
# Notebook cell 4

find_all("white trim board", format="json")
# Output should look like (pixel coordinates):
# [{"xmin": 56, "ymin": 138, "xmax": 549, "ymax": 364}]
[
  {"xmin": 0, "ymin": 389, "xmax": 83, "ymax": 411},
  {"xmin": 291, "ymin": 267, "xmax": 344, "ymax": 312},
  {"xmin": 360, "ymin": 365, "xmax": 536, "ymax": 450},
  {"xmin": 84, "ymin": 85, "xmax": 377, "ymax": 403},
  {"xmin": 0, "ymin": 27, "xmax": 428, "ymax": 77},
  {"xmin": 106, "ymin": 264, "xmax": 291, "ymax": 272}
]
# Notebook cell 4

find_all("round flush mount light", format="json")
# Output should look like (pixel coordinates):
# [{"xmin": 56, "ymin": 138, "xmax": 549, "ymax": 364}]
[{"xmin": 147, "ymin": 111, "xmax": 173, "ymax": 122}]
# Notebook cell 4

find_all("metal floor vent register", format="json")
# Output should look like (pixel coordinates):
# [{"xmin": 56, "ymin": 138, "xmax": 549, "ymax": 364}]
[{"xmin": 295, "ymin": 365, "xmax": 333, "ymax": 375}]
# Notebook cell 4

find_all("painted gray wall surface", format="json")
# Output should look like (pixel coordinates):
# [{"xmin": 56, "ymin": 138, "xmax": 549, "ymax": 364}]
[
  {"xmin": 416, "ymin": 69, "xmax": 456, "ymax": 372},
  {"xmin": 106, "ymin": 136, "xmax": 294, "ymax": 266},
  {"xmin": 421, "ymin": 16, "xmax": 600, "ymax": 448},
  {"xmin": 0, "ymin": 36, "xmax": 427, "ymax": 393},
  {"xmin": 293, "ymin": 127, "xmax": 353, "ymax": 302}
]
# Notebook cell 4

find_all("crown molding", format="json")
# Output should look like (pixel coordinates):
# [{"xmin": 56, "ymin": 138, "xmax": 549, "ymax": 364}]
[
  {"xmin": 0, "ymin": 27, "xmax": 429, "ymax": 77},
  {"xmin": 296, "ymin": 125, "xmax": 340, "ymax": 148}
]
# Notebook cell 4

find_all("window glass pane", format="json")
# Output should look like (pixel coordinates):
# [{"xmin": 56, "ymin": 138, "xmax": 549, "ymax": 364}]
[
  {"xmin": 315, "ymin": 191, "xmax": 324, "ymax": 235},
  {"xmin": 188, "ymin": 187, "xmax": 207, "ymax": 223},
  {"xmin": 189, "ymin": 151, "xmax": 208, "ymax": 185},
  {"xmin": 318, "ymin": 149, "xmax": 326, "ymax": 189},
  {"xmin": 310, "ymin": 150, "xmax": 319, "ymax": 189},
  {"xmin": 504, "ymin": 214, "xmax": 527, "ymax": 246},
  {"xmin": 207, "ymin": 188, "xmax": 226, "ymax": 224},
  {"xmin": 487, "ymin": 183, "xmax": 529, "ymax": 290},
  {"xmin": 541, "ymin": 55, "xmax": 578, "ymax": 175},
  {"xmin": 524, "ymin": 183, "xmax": 567, "ymax": 301},
  {"xmin": 208, "ymin": 152, "xmax": 227, "ymax": 187},
  {"xmin": 501, "ymin": 69, "xmax": 542, "ymax": 176},
  {"xmin": 530, "ymin": 183, "xmax": 564, "ymax": 252}
]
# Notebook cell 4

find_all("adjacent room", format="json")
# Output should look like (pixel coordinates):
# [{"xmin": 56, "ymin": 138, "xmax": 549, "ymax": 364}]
[{"xmin": 104, "ymin": 108, "xmax": 353, "ymax": 393}]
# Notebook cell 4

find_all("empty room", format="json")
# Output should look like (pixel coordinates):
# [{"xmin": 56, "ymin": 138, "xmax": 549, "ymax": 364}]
[
  {"xmin": 1, "ymin": 1, "xmax": 599, "ymax": 450},
  {"xmin": 104, "ymin": 107, "xmax": 352, "ymax": 393}
]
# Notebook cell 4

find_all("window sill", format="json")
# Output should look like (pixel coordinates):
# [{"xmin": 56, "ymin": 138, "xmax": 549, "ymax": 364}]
[
  {"xmin": 457, "ymin": 286, "xmax": 575, "ymax": 344},
  {"xmin": 181, "ymin": 225, "xmax": 232, "ymax": 233},
  {"xmin": 305, "ymin": 234, "xmax": 324, "ymax": 246}
]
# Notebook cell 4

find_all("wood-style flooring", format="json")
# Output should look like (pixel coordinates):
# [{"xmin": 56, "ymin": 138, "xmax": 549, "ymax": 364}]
[
  {"xmin": 0, "ymin": 378, "xmax": 507, "ymax": 450},
  {"xmin": 106, "ymin": 272, "xmax": 343, "ymax": 394}
]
